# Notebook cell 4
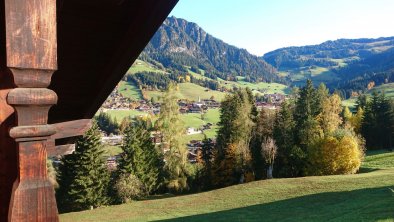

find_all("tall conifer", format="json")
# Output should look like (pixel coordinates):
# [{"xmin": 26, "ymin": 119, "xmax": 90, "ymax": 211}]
[
  {"xmin": 56, "ymin": 123, "xmax": 110, "ymax": 212},
  {"xmin": 117, "ymin": 119, "xmax": 164, "ymax": 194}
]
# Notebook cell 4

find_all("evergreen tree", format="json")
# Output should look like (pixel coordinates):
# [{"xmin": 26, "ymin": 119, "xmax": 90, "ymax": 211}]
[
  {"xmin": 155, "ymin": 83, "xmax": 189, "ymax": 192},
  {"xmin": 117, "ymin": 119, "xmax": 164, "ymax": 194},
  {"xmin": 213, "ymin": 143, "xmax": 238, "ymax": 187},
  {"xmin": 362, "ymin": 92, "xmax": 394, "ymax": 149},
  {"xmin": 200, "ymin": 136, "xmax": 215, "ymax": 189},
  {"xmin": 294, "ymin": 80, "xmax": 321, "ymax": 151},
  {"xmin": 355, "ymin": 94, "xmax": 368, "ymax": 110},
  {"xmin": 56, "ymin": 123, "xmax": 110, "ymax": 212},
  {"xmin": 95, "ymin": 111, "xmax": 119, "ymax": 135},
  {"xmin": 315, "ymin": 83, "xmax": 329, "ymax": 114},
  {"xmin": 214, "ymin": 88, "xmax": 256, "ymax": 186},
  {"xmin": 273, "ymin": 101, "xmax": 303, "ymax": 177}
]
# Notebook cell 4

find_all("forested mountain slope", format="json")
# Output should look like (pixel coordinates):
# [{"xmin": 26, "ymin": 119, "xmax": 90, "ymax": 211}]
[{"xmin": 141, "ymin": 16, "xmax": 281, "ymax": 83}]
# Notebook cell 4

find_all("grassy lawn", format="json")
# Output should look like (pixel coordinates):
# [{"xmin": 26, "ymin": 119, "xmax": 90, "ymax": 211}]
[
  {"xmin": 145, "ymin": 83, "xmax": 228, "ymax": 102},
  {"xmin": 362, "ymin": 150, "xmax": 394, "ymax": 170},
  {"xmin": 236, "ymin": 80, "xmax": 290, "ymax": 95},
  {"xmin": 118, "ymin": 81, "xmax": 143, "ymax": 100},
  {"xmin": 342, "ymin": 97, "xmax": 357, "ymax": 109},
  {"xmin": 104, "ymin": 109, "xmax": 150, "ymax": 122},
  {"xmin": 102, "ymin": 145, "xmax": 122, "ymax": 157},
  {"xmin": 342, "ymin": 83, "xmax": 394, "ymax": 110},
  {"xmin": 126, "ymin": 60, "xmax": 164, "ymax": 75},
  {"xmin": 60, "ymin": 150, "xmax": 394, "ymax": 221},
  {"xmin": 368, "ymin": 83, "xmax": 394, "ymax": 98}
]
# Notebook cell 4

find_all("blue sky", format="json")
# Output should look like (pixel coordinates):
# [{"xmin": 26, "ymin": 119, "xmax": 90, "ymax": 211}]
[{"xmin": 170, "ymin": 0, "xmax": 394, "ymax": 56}]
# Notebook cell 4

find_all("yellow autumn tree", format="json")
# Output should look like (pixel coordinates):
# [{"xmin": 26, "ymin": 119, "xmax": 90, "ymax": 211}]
[
  {"xmin": 307, "ymin": 134, "xmax": 364, "ymax": 175},
  {"xmin": 349, "ymin": 107, "xmax": 364, "ymax": 134},
  {"xmin": 318, "ymin": 94, "xmax": 343, "ymax": 135}
]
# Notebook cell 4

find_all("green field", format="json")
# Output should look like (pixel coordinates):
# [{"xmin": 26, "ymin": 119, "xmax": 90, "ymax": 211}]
[
  {"xmin": 146, "ymin": 83, "xmax": 228, "ymax": 102},
  {"xmin": 368, "ymin": 83, "xmax": 394, "ymax": 98},
  {"xmin": 342, "ymin": 82, "xmax": 394, "ymax": 109},
  {"xmin": 104, "ymin": 109, "xmax": 149, "ymax": 122},
  {"xmin": 102, "ymin": 145, "xmax": 123, "ymax": 157},
  {"xmin": 61, "ymin": 150, "xmax": 394, "ymax": 222},
  {"xmin": 118, "ymin": 81, "xmax": 143, "ymax": 100},
  {"xmin": 126, "ymin": 60, "xmax": 164, "ymax": 75},
  {"xmin": 281, "ymin": 65, "xmax": 341, "ymax": 86}
]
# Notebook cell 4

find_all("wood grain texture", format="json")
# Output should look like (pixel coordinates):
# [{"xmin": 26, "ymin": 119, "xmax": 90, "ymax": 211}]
[
  {"xmin": 47, "ymin": 143, "xmax": 75, "ymax": 157},
  {"xmin": 50, "ymin": 119, "xmax": 91, "ymax": 140},
  {"xmin": 1, "ymin": 0, "xmax": 179, "ymax": 220},
  {"xmin": 5, "ymin": 0, "xmax": 57, "ymax": 69},
  {"xmin": 4, "ymin": 0, "xmax": 59, "ymax": 221},
  {"xmin": 8, "ymin": 141, "xmax": 58, "ymax": 222}
]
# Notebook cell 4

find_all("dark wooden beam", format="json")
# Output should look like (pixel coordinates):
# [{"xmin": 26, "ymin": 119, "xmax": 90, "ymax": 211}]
[
  {"xmin": 50, "ymin": 119, "xmax": 91, "ymax": 140},
  {"xmin": 47, "ymin": 144, "xmax": 75, "ymax": 157}
]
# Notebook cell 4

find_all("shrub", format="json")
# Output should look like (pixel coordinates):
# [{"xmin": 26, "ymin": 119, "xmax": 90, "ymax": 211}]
[
  {"xmin": 307, "ymin": 133, "xmax": 364, "ymax": 175},
  {"xmin": 115, "ymin": 174, "xmax": 147, "ymax": 203}
]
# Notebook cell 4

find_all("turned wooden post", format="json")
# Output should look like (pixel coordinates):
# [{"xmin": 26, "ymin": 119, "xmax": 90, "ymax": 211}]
[{"xmin": 5, "ymin": 0, "xmax": 59, "ymax": 221}]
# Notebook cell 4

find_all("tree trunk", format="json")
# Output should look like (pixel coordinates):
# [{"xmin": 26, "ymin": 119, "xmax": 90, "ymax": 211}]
[{"xmin": 267, "ymin": 165, "xmax": 273, "ymax": 179}]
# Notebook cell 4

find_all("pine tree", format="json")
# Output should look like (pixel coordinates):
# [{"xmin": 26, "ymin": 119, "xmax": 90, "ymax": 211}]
[
  {"xmin": 294, "ymin": 80, "xmax": 321, "ymax": 150},
  {"xmin": 214, "ymin": 88, "xmax": 256, "ymax": 185},
  {"xmin": 273, "ymin": 101, "xmax": 303, "ymax": 177},
  {"xmin": 117, "ymin": 119, "xmax": 164, "ymax": 194},
  {"xmin": 362, "ymin": 92, "xmax": 394, "ymax": 149},
  {"xmin": 200, "ymin": 136, "xmax": 214, "ymax": 189},
  {"xmin": 355, "ymin": 94, "xmax": 368, "ymax": 110},
  {"xmin": 95, "ymin": 111, "xmax": 119, "ymax": 135},
  {"xmin": 213, "ymin": 143, "xmax": 238, "ymax": 187},
  {"xmin": 56, "ymin": 123, "xmax": 110, "ymax": 212}
]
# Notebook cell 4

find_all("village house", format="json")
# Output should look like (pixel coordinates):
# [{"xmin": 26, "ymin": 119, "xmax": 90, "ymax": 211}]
[{"xmin": 187, "ymin": 127, "xmax": 202, "ymax": 135}]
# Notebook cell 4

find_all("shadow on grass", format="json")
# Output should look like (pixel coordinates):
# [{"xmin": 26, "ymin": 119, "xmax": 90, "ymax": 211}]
[
  {"xmin": 365, "ymin": 149, "xmax": 394, "ymax": 157},
  {"xmin": 155, "ymin": 186, "xmax": 394, "ymax": 222},
  {"xmin": 358, "ymin": 167, "xmax": 380, "ymax": 174}
]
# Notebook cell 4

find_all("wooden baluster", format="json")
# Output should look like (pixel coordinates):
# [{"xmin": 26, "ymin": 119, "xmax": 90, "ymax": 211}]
[{"xmin": 5, "ymin": 0, "xmax": 59, "ymax": 221}]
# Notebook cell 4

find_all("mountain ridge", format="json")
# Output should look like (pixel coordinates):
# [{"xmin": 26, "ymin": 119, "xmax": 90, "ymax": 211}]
[{"xmin": 141, "ymin": 16, "xmax": 281, "ymax": 83}]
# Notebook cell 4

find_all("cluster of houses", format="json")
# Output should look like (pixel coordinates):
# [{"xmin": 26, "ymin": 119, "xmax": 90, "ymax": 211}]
[
  {"xmin": 179, "ymin": 98, "xmax": 220, "ymax": 114},
  {"xmin": 187, "ymin": 139, "xmax": 216, "ymax": 163},
  {"xmin": 255, "ymin": 93, "xmax": 286, "ymax": 111},
  {"xmin": 100, "ymin": 129, "xmax": 218, "ymax": 168},
  {"xmin": 102, "ymin": 87, "xmax": 132, "ymax": 110}
]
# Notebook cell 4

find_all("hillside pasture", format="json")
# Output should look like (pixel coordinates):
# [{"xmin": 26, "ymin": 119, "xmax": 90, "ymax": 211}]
[
  {"xmin": 126, "ymin": 59, "xmax": 165, "ymax": 75},
  {"xmin": 118, "ymin": 81, "xmax": 143, "ymax": 100},
  {"xmin": 61, "ymin": 150, "xmax": 394, "ymax": 221},
  {"xmin": 145, "ymin": 83, "xmax": 228, "ymax": 102}
]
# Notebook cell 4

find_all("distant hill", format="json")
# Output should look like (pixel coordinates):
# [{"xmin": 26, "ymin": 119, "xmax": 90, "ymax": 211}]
[
  {"xmin": 262, "ymin": 37, "xmax": 394, "ymax": 97},
  {"xmin": 141, "ymin": 16, "xmax": 281, "ymax": 83},
  {"xmin": 129, "ymin": 18, "xmax": 394, "ymax": 98}
]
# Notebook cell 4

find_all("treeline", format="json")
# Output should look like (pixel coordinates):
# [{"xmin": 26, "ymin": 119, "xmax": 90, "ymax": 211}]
[
  {"xmin": 330, "ymin": 48, "xmax": 394, "ymax": 98},
  {"xmin": 263, "ymin": 37, "xmax": 394, "ymax": 70},
  {"xmin": 127, "ymin": 72, "xmax": 172, "ymax": 90},
  {"xmin": 204, "ymin": 80, "xmax": 364, "ymax": 188},
  {"xmin": 127, "ymin": 70, "xmax": 222, "ymax": 92},
  {"xmin": 360, "ymin": 93, "xmax": 394, "ymax": 149},
  {"xmin": 56, "ymin": 80, "xmax": 394, "ymax": 213}
]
